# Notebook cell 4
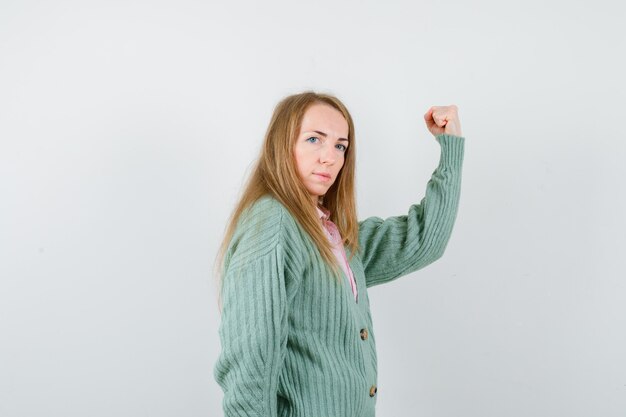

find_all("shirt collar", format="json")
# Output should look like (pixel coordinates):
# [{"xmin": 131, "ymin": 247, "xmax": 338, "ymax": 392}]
[{"xmin": 316, "ymin": 204, "xmax": 331, "ymax": 221}]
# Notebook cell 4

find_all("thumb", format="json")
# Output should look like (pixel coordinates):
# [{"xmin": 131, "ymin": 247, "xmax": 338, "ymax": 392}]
[{"xmin": 424, "ymin": 107, "xmax": 436, "ymax": 127}]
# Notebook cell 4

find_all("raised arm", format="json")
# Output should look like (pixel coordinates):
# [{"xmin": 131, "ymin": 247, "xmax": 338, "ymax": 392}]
[{"xmin": 358, "ymin": 133, "xmax": 465, "ymax": 287}]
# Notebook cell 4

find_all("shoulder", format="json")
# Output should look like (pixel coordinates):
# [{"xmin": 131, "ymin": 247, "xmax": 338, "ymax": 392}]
[
  {"xmin": 237, "ymin": 195, "xmax": 290, "ymax": 234},
  {"xmin": 228, "ymin": 195, "xmax": 294, "ymax": 260},
  {"xmin": 226, "ymin": 195, "xmax": 313, "ymax": 277},
  {"xmin": 243, "ymin": 194, "xmax": 286, "ymax": 217}
]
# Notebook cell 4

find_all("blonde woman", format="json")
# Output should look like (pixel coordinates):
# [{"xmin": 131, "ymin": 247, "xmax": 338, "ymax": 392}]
[{"xmin": 213, "ymin": 91, "xmax": 465, "ymax": 416}]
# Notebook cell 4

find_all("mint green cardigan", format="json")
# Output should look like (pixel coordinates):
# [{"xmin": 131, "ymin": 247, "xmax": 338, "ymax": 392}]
[{"xmin": 214, "ymin": 133, "xmax": 465, "ymax": 417}]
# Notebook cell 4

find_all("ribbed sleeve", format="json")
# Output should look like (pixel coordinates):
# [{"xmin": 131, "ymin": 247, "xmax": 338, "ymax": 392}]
[
  {"xmin": 213, "ymin": 203, "xmax": 289, "ymax": 417},
  {"xmin": 358, "ymin": 133, "xmax": 465, "ymax": 287}
]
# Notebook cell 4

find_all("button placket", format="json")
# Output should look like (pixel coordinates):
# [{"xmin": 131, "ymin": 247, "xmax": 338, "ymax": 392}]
[
  {"xmin": 318, "ymin": 208, "xmax": 358, "ymax": 304},
  {"xmin": 360, "ymin": 328, "xmax": 368, "ymax": 340}
]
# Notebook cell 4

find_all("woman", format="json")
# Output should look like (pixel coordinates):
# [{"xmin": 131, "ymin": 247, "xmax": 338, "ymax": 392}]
[{"xmin": 213, "ymin": 91, "xmax": 465, "ymax": 417}]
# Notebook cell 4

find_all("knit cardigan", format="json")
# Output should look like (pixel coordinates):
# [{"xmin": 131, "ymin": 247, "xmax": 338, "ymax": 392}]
[{"xmin": 214, "ymin": 133, "xmax": 465, "ymax": 417}]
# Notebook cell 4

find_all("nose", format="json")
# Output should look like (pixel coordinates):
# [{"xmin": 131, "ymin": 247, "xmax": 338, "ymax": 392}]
[{"xmin": 319, "ymin": 143, "xmax": 336, "ymax": 165}]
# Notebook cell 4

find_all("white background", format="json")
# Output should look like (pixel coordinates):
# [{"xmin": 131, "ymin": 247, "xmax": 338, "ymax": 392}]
[{"xmin": 1, "ymin": 0, "xmax": 625, "ymax": 416}]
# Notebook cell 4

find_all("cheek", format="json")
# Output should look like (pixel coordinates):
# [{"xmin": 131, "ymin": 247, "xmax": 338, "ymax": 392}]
[
  {"xmin": 293, "ymin": 149, "xmax": 310, "ymax": 175},
  {"xmin": 293, "ymin": 148, "xmax": 303, "ymax": 168},
  {"xmin": 337, "ymin": 155, "xmax": 346, "ymax": 170},
  {"xmin": 295, "ymin": 147, "xmax": 312, "ymax": 165}
]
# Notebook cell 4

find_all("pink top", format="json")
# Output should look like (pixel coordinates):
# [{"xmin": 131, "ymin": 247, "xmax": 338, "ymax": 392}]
[{"xmin": 316, "ymin": 205, "xmax": 358, "ymax": 303}]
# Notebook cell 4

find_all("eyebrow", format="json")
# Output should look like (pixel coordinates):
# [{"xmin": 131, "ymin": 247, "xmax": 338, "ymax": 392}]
[{"xmin": 307, "ymin": 130, "xmax": 349, "ymax": 142}]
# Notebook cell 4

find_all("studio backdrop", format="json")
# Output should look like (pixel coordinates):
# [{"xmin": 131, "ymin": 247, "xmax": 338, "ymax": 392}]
[{"xmin": 1, "ymin": 1, "xmax": 624, "ymax": 416}]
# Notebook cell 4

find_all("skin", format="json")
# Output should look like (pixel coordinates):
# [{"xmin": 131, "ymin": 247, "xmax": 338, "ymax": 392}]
[
  {"xmin": 293, "ymin": 102, "xmax": 463, "ymax": 206},
  {"xmin": 293, "ymin": 103, "xmax": 350, "ymax": 206},
  {"xmin": 424, "ymin": 105, "xmax": 463, "ymax": 137}
]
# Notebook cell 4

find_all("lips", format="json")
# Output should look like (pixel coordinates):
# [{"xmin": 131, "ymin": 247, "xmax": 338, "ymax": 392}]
[{"xmin": 314, "ymin": 172, "xmax": 331, "ymax": 179}]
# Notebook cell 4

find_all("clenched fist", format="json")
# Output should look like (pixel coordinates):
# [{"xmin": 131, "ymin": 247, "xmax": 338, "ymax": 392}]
[{"xmin": 424, "ymin": 105, "xmax": 463, "ymax": 137}]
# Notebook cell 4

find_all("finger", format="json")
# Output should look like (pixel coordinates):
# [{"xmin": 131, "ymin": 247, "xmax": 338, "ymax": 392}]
[{"xmin": 433, "ymin": 113, "xmax": 447, "ymax": 127}]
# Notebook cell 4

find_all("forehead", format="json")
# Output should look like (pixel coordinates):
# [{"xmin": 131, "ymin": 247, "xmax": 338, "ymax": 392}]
[{"xmin": 300, "ymin": 103, "xmax": 349, "ymax": 136}]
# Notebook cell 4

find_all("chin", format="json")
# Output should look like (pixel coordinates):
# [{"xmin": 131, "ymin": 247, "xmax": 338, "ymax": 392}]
[{"xmin": 308, "ymin": 187, "xmax": 329, "ymax": 197}]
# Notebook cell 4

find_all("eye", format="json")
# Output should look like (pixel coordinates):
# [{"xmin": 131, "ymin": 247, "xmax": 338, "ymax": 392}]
[
  {"xmin": 336, "ymin": 144, "xmax": 347, "ymax": 152},
  {"xmin": 306, "ymin": 136, "xmax": 319, "ymax": 144}
]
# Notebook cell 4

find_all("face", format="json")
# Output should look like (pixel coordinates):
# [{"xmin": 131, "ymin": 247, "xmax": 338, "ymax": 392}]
[{"xmin": 293, "ymin": 103, "xmax": 350, "ymax": 206}]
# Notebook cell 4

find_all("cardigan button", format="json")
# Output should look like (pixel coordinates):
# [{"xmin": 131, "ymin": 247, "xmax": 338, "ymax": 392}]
[
  {"xmin": 369, "ymin": 385, "xmax": 377, "ymax": 397},
  {"xmin": 360, "ymin": 328, "xmax": 369, "ymax": 340}
]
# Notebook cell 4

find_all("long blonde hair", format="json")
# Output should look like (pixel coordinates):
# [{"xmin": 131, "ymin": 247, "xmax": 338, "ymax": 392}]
[{"xmin": 213, "ymin": 91, "xmax": 359, "ymax": 311}]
